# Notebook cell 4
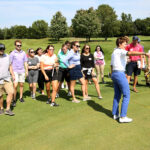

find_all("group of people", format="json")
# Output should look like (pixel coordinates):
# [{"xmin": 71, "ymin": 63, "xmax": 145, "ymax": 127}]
[
  {"xmin": 0, "ymin": 37, "xmax": 150, "ymax": 123},
  {"xmin": 0, "ymin": 40, "xmax": 105, "ymax": 116}
]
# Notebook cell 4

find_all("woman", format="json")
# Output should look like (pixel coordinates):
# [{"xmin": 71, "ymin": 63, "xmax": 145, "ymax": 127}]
[
  {"xmin": 81, "ymin": 45, "xmax": 102, "ymax": 99},
  {"xmin": 27, "ymin": 48, "xmax": 40, "ymax": 99},
  {"xmin": 35, "ymin": 48, "xmax": 45, "ymax": 95},
  {"xmin": 111, "ymin": 37, "xmax": 146, "ymax": 123},
  {"xmin": 94, "ymin": 45, "xmax": 105, "ymax": 83},
  {"xmin": 62, "ymin": 41, "xmax": 91, "ymax": 103},
  {"xmin": 40, "ymin": 45, "xmax": 59, "ymax": 106},
  {"xmin": 57, "ymin": 44, "xmax": 71, "ymax": 96}
]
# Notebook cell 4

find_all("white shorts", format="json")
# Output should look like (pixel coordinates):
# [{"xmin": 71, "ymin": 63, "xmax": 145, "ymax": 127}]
[{"xmin": 14, "ymin": 72, "xmax": 25, "ymax": 83}]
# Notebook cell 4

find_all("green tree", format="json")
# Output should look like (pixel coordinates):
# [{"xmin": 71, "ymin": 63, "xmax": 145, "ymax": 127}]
[
  {"xmin": 96, "ymin": 4, "xmax": 118, "ymax": 40},
  {"xmin": 0, "ymin": 29, "xmax": 4, "ymax": 39},
  {"xmin": 120, "ymin": 13, "xmax": 135, "ymax": 36},
  {"xmin": 49, "ymin": 11, "xmax": 68, "ymax": 41},
  {"xmin": 32, "ymin": 20, "xmax": 48, "ymax": 39},
  {"xmin": 72, "ymin": 7, "xmax": 101, "ymax": 42}
]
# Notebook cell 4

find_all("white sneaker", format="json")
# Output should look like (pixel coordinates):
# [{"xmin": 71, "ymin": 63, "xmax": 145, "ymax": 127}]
[
  {"xmin": 98, "ymin": 96, "xmax": 103, "ymax": 99},
  {"xmin": 113, "ymin": 115, "xmax": 120, "ymax": 120},
  {"xmin": 119, "ymin": 116, "xmax": 133, "ymax": 123},
  {"xmin": 72, "ymin": 99, "xmax": 80, "ymax": 103},
  {"xmin": 67, "ymin": 91, "xmax": 72, "ymax": 96}
]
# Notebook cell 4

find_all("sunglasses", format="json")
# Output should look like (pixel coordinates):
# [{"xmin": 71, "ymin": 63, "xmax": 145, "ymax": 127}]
[
  {"xmin": 16, "ymin": 45, "xmax": 22, "ymax": 47},
  {"xmin": 0, "ymin": 48, "xmax": 5, "ymax": 51},
  {"xmin": 85, "ymin": 48, "xmax": 90, "ymax": 50},
  {"xmin": 30, "ymin": 51, "xmax": 35, "ymax": 53},
  {"xmin": 75, "ymin": 45, "xmax": 80, "ymax": 48},
  {"xmin": 49, "ymin": 49, "xmax": 54, "ymax": 51}
]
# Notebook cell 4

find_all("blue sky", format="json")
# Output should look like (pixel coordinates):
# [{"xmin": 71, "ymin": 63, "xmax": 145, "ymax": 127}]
[{"xmin": 0, "ymin": 0, "xmax": 150, "ymax": 28}]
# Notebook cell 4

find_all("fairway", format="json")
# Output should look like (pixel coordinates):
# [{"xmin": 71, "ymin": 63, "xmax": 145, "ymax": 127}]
[{"xmin": 0, "ymin": 37, "xmax": 150, "ymax": 150}]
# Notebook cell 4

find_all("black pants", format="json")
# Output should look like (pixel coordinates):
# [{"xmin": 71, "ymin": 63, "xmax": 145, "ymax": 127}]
[{"xmin": 38, "ymin": 70, "xmax": 44, "ymax": 90}]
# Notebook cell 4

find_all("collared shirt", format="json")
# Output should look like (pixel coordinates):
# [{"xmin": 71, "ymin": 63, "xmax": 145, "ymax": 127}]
[
  {"xmin": 111, "ymin": 48, "xmax": 128, "ymax": 72},
  {"xmin": 58, "ymin": 50, "xmax": 69, "ymax": 68},
  {"xmin": 0, "ymin": 54, "xmax": 11, "ymax": 84},
  {"xmin": 125, "ymin": 43, "xmax": 143, "ymax": 61},
  {"xmin": 62, "ymin": 49, "xmax": 80, "ymax": 67},
  {"xmin": 9, "ymin": 49, "xmax": 28, "ymax": 73}
]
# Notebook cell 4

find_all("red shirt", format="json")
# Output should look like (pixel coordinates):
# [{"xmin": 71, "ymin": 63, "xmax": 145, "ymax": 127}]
[{"xmin": 125, "ymin": 43, "xmax": 143, "ymax": 61}]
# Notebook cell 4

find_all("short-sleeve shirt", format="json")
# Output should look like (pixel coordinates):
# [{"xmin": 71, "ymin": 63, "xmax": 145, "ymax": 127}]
[
  {"xmin": 111, "ymin": 48, "xmax": 128, "ymax": 71},
  {"xmin": 40, "ymin": 54, "xmax": 57, "ymax": 70},
  {"xmin": 125, "ymin": 43, "xmax": 143, "ymax": 61},
  {"xmin": 27, "ymin": 57, "xmax": 39, "ymax": 68},
  {"xmin": 0, "ymin": 54, "xmax": 11, "ymax": 84},
  {"xmin": 9, "ymin": 50, "xmax": 28, "ymax": 73}
]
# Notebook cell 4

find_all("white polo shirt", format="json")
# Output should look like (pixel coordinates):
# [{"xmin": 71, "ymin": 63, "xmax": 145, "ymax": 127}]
[{"xmin": 111, "ymin": 48, "xmax": 128, "ymax": 71}]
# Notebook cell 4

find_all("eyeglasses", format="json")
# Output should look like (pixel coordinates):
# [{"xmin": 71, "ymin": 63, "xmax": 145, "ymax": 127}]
[
  {"xmin": 49, "ymin": 49, "xmax": 54, "ymax": 51},
  {"xmin": 16, "ymin": 45, "xmax": 22, "ymax": 47},
  {"xmin": 75, "ymin": 45, "xmax": 80, "ymax": 48},
  {"xmin": 30, "ymin": 51, "xmax": 35, "ymax": 53},
  {"xmin": 85, "ymin": 48, "xmax": 90, "ymax": 50}
]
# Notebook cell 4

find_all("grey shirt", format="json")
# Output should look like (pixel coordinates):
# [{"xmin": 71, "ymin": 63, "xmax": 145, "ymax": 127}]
[
  {"xmin": 27, "ymin": 57, "xmax": 39, "ymax": 68},
  {"xmin": 0, "ymin": 54, "xmax": 11, "ymax": 84}
]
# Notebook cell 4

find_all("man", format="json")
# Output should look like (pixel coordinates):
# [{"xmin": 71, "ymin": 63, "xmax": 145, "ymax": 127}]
[
  {"xmin": 126, "ymin": 36, "xmax": 143, "ymax": 92},
  {"xmin": 10, "ymin": 40, "xmax": 28, "ymax": 107},
  {"xmin": 0, "ymin": 43, "xmax": 15, "ymax": 116}
]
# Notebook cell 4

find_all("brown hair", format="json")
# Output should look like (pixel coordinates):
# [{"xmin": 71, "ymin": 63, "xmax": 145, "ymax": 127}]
[
  {"xmin": 45, "ymin": 45, "xmax": 54, "ymax": 53},
  {"xmin": 81, "ymin": 44, "xmax": 91, "ymax": 54},
  {"xmin": 71, "ymin": 41, "xmax": 79, "ymax": 48},
  {"xmin": 14, "ymin": 40, "xmax": 22, "ymax": 45},
  {"xmin": 116, "ymin": 37, "xmax": 127, "ymax": 47}
]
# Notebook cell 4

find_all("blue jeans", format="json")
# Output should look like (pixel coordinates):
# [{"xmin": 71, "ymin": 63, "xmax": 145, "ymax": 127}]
[{"xmin": 111, "ymin": 71, "xmax": 130, "ymax": 117}]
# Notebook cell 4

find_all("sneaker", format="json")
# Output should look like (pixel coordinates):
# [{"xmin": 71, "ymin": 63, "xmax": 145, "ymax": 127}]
[
  {"xmin": 32, "ymin": 94, "xmax": 36, "ymax": 100},
  {"xmin": 56, "ymin": 93, "xmax": 59, "ymax": 98},
  {"xmin": 83, "ymin": 96, "xmax": 91, "ymax": 101},
  {"xmin": 0, "ymin": 109, "xmax": 4, "ymax": 115},
  {"xmin": 98, "ymin": 96, "xmax": 103, "ymax": 99},
  {"xmin": 67, "ymin": 91, "xmax": 72, "ymax": 96},
  {"xmin": 61, "ymin": 83, "xmax": 64, "ymax": 89},
  {"xmin": 46, "ymin": 98, "xmax": 51, "ymax": 104},
  {"xmin": 72, "ymin": 99, "xmax": 80, "ymax": 103},
  {"xmin": 50, "ymin": 102, "xmax": 59, "ymax": 107},
  {"xmin": 113, "ymin": 115, "xmax": 120, "ymax": 120},
  {"xmin": 20, "ymin": 98, "xmax": 25, "ymax": 103},
  {"xmin": 12, "ymin": 101, "xmax": 16, "ymax": 107},
  {"xmin": 119, "ymin": 116, "xmax": 133, "ymax": 123},
  {"xmin": 5, "ymin": 109, "xmax": 15, "ymax": 116}
]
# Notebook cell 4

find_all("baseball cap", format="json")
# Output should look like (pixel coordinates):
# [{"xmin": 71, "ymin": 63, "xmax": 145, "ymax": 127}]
[
  {"xmin": 0, "ymin": 43, "xmax": 5, "ymax": 50},
  {"xmin": 132, "ymin": 36, "xmax": 139, "ymax": 41}
]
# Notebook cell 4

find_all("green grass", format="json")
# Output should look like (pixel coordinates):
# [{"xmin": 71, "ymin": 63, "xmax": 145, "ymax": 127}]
[{"xmin": 0, "ymin": 36, "xmax": 150, "ymax": 150}]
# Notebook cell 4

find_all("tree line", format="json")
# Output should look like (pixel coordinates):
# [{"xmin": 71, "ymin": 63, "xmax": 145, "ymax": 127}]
[{"xmin": 0, "ymin": 4, "xmax": 150, "ymax": 41}]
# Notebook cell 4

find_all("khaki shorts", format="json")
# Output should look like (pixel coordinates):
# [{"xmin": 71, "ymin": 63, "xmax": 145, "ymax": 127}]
[
  {"xmin": 0, "ymin": 81, "xmax": 14, "ymax": 97},
  {"xmin": 14, "ymin": 72, "xmax": 25, "ymax": 83}
]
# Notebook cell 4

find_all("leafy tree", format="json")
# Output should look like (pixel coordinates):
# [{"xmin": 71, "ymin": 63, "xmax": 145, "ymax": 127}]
[
  {"xmin": 120, "ymin": 13, "xmax": 135, "ymax": 36},
  {"xmin": 32, "ymin": 20, "xmax": 48, "ymax": 39},
  {"xmin": 96, "ymin": 4, "xmax": 118, "ymax": 40},
  {"xmin": 3, "ymin": 28, "xmax": 13, "ymax": 39},
  {"xmin": 49, "ymin": 11, "xmax": 68, "ymax": 41},
  {"xmin": 72, "ymin": 7, "xmax": 101, "ymax": 42},
  {"xmin": 0, "ymin": 29, "xmax": 4, "ymax": 39}
]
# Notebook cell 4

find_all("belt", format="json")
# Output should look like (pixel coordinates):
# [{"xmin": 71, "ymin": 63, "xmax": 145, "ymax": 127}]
[{"xmin": 113, "ymin": 70, "xmax": 125, "ymax": 73}]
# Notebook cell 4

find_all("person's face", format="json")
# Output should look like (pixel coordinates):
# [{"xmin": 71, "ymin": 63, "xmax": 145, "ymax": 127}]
[
  {"xmin": 38, "ymin": 49, "xmax": 43, "ymax": 56},
  {"xmin": 96, "ymin": 47, "xmax": 101, "ymax": 52},
  {"xmin": 66, "ymin": 43, "xmax": 71, "ymax": 49},
  {"xmin": 119, "ymin": 41, "xmax": 127, "ymax": 49},
  {"xmin": 73, "ymin": 43, "xmax": 80, "ymax": 52},
  {"xmin": 132, "ymin": 40, "xmax": 138, "ymax": 46},
  {"xmin": 62, "ymin": 45, "xmax": 68, "ymax": 54},
  {"xmin": 0, "ymin": 49, "xmax": 5, "ymax": 55},
  {"xmin": 15, "ymin": 42, "xmax": 22, "ymax": 51},
  {"xmin": 47, "ymin": 46, "xmax": 54, "ymax": 56},
  {"xmin": 84, "ymin": 46, "xmax": 90, "ymax": 53},
  {"xmin": 29, "ymin": 50, "xmax": 35, "ymax": 57}
]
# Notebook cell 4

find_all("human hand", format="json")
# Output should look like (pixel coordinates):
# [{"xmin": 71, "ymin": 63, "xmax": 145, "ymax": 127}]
[
  {"xmin": 69, "ymin": 64, "xmax": 75, "ymax": 69},
  {"xmin": 45, "ymin": 75, "xmax": 49, "ymax": 81}
]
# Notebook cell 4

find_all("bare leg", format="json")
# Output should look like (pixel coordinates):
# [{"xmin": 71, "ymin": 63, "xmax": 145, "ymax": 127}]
[
  {"xmin": 133, "ymin": 75, "xmax": 138, "ymax": 92},
  {"xmin": 92, "ymin": 77, "xmax": 102, "ymax": 97},
  {"xmin": 70, "ymin": 80, "xmax": 76, "ymax": 100},
  {"xmin": 19, "ymin": 82, "xmax": 24, "ymax": 98},
  {"xmin": 85, "ymin": 79, "xmax": 88, "ymax": 96},
  {"xmin": 13, "ymin": 82, "xmax": 18, "ymax": 101},
  {"xmin": 127, "ymin": 75, "xmax": 131, "ymax": 83},
  {"xmin": 45, "ymin": 82, "xmax": 51, "ymax": 99},
  {"xmin": 6, "ymin": 93, "xmax": 13, "ymax": 110},
  {"xmin": 95, "ymin": 64, "xmax": 100, "ymax": 83},
  {"xmin": 0, "ymin": 96, "xmax": 3, "ymax": 109},
  {"xmin": 51, "ymin": 80, "xmax": 58, "ymax": 103},
  {"xmin": 33, "ymin": 83, "xmax": 37, "ymax": 95}
]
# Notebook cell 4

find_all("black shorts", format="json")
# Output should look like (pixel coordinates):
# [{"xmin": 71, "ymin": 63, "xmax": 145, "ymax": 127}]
[
  {"xmin": 126, "ymin": 61, "xmax": 141, "ymax": 76},
  {"xmin": 58, "ymin": 68, "xmax": 70, "ymax": 82},
  {"xmin": 44, "ymin": 69, "xmax": 58, "ymax": 82},
  {"xmin": 83, "ymin": 70, "xmax": 96, "ymax": 80}
]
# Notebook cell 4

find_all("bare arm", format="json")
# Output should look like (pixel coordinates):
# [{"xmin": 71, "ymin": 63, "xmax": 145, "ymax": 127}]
[
  {"xmin": 40, "ymin": 62, "xmax": 49, "ymax": 81},
  {"xmin": 9, "ymin": 64, "xmax": 15, "ymax": 81},
  {"xmin": 24, "ymin": 62, "xmax": 28, "ymax": 76}
]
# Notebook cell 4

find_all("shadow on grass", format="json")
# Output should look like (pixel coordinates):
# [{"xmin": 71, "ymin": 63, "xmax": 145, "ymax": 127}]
[
  {"xmin": 104, "ymin": 81, "xmax": 114, "ymax": 88},
  {"xmin": 48, "ymin": 39, "xmax": 64, "ymax": 45},
  {"xmin": 87, "ymin": 100, "xmax": 112, "ymax": 118}
]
